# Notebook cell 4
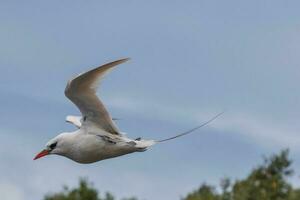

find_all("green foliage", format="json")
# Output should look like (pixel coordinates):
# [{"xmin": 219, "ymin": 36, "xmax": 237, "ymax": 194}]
[
  {"xmin": 232, "ymin": 149, "xmax": 293, "ymax": 200},
  {"xmin": 289, "ymin": 188, "xmax": 300, "ymax": 200},
  {"xmin": 44, "ymin": 178, "xmax": 139, "ymax": 200},
  {"xmin": 220, "ymin": 178, "xmax": 231, "ymax": 200},
  {"xmin": 44, "ymin": 150, "xmax": 300, "ymax": 200},
  {"xmin": 44, "ymin": 178, "xmax": 117, "ymax": 200},
  {"xmin": 184, "ymin": 183, "xmax": 220, "ymax": 200},
  {"xmin": 183, "ymin": 149, "xmax": 297, "ymax": 200}
]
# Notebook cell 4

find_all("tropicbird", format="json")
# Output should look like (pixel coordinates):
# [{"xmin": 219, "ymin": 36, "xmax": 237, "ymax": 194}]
[{"xmin": 34, "ymin": 58, "xmax": 223, "ymax": 164}]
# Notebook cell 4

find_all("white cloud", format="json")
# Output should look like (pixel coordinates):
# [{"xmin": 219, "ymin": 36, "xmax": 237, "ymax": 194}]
[
  {"xmin": 212, "ymin": 112, "xmax": 300, "ymax": 151},
  {"xmin": 106, "ymin": 94, "xmax": 220, "ymax": 124},
  {"xmin": 107, "ymin": 94, "xmax": 300, "ymax": 151}
]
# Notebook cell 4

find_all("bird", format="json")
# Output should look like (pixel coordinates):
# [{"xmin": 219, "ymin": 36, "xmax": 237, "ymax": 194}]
[{"xmin": 34, "ymin": 58, "xmax": 223, "ymax": 164}]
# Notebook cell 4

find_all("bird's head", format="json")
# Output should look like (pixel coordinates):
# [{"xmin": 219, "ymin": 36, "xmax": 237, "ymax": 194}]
[{"xmin": 34, "ymin": 133, "xmax": 70, "ymax": 160}]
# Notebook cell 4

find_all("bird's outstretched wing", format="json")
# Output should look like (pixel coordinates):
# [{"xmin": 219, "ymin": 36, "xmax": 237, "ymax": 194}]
[{"xmin": 65, "ymin": 58, "xmax": 129, "ymax": 135}]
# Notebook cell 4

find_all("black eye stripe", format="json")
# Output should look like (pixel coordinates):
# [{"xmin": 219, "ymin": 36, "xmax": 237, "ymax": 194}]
[{"xmin": 50, "ymin": 142, "xmax": 57, "ymax": 149}]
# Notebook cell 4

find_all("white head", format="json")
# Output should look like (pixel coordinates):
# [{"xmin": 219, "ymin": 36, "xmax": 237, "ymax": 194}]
[{"xmin": 34, "ymin": 132, "xmax": 72, "ymax": 160}]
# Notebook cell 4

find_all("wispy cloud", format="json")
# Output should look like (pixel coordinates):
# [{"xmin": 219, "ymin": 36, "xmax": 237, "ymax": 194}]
[
  {"xmin": 107, "ymin": 94, "xmax": 300, "ymax": 152},
  {"xmin": 212, "ymin": 113, "xmax": 300, "ymax": 151}
]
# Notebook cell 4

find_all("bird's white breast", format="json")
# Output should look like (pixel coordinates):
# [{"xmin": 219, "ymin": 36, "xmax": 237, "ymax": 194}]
[{"xmin": 61, "ymin": 132, "xmax": 137, "ymax": 164}]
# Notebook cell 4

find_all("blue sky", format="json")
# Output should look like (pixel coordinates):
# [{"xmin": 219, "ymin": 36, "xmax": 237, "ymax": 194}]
[{"xmin": 1, "ymin": 1, "xmax": 300, "ymax": 200}]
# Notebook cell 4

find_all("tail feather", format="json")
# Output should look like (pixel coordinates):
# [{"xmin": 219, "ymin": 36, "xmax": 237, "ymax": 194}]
[
  {"xmin": 134, "ymin": 139, "xmax": 156, "ymax": 151},
  {"xmin": 157, "ymin": 111, "xmax": 224, "ymax": 143}
]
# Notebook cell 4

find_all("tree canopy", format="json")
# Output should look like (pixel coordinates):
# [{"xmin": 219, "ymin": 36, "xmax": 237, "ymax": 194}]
[
  {"xmin": 44, "ymin": 178, "xmax": 137, "ymax": 200},
  {"xmin": 184, "ymin": 149, "xmax": 300, "ymax": 200},
  {"xmin": 44, "ymin": 150, "xmax": 300, "ymax": 200}
]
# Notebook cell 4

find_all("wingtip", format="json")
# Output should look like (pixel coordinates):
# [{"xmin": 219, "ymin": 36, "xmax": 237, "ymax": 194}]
[
  {"xmin": 121, "ymin": 57, "xmax": 130, "ymax": 62},
  {"xmin": 111, "ymin": 58, "xmax": 130, "ymax": 65}
]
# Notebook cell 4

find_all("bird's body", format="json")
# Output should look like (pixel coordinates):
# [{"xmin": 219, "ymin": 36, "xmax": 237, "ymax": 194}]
[
  {"xmin": 34, "ymin": 58, "xmax": 222, "ymax": 164},
  {"xmin": 50, "ymin": 130, "xmax": 154, "ymax": 163}
]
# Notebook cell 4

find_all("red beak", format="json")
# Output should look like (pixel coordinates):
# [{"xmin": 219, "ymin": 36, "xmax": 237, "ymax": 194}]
[{"xmin": 34, "ymin": 149, "xmax": 50, "ymax": 160}]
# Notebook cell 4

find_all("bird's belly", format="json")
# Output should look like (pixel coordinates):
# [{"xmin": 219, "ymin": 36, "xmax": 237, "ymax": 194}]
[{"xmin": 66, "ymin": 137, "xmax": 137, "ymax": 164}]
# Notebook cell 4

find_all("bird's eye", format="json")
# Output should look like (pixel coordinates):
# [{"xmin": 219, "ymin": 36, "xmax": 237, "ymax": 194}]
[{"xmin": 49, "ymin": 142, "xmax": 57, "ymax": 149}]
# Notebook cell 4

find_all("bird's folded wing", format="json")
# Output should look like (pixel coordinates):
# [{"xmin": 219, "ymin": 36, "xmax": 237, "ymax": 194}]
[
  {"xmin": 66, "ymin": 115, "xmax": 82, "ymax": 128},
  {"xmin": 65, "ymin": 115, "xmax": 120, "ymax": 129},
  {"xmin": 64, "ymin": 58, "xmax": 129, "ymax": 135}
]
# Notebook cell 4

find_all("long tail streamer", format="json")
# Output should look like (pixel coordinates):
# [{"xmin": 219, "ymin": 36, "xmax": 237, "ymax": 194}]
[{"xmin": 157, "ymin": 111, "xmax": 224, "ymax": 143}]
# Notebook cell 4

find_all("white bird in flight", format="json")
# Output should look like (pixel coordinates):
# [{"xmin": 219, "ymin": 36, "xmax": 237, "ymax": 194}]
[{"xmin": 34, "ymin": 58, "xmax": 223, "ymax": 164}]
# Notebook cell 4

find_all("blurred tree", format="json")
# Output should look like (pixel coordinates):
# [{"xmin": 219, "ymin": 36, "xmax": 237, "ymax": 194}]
[
  {"xmin": 183, "ymin": 149, "xmax": 296, "ymax": 200},
  {"xmin": 220, "ymin": 178, "xmax": 231, "ymax": 200},
  {"xmin": 44, "ymin": 178, "xmax": 139, "ymax": 200},
  {"xmin": 232, "ymin": 149, "xmax": 293, "ymax": 200},
  {"xmin": 289, "ymin": 188, "xmax": 300, "ymax": 200},
  {"xmin": 44, "ymin": 150, "xmax": 300, "ymax": 200},
  {"xmin": 183, "ymin": 183, "xmax": 220, "ymax": 200},
  {"xmin": 44, "ymin": 178, "xmax": 117, "ymax": 200}
]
